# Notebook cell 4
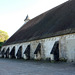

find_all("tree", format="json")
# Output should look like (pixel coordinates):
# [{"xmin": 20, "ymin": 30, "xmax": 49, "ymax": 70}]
[
  {"xmin": 0, "ymin": 30, "xmax": 9, "ymax": 49},
  {"xmin": 0, "ymin": 30, "xmax": 9, "ymax": 42},
  {"xmin": 0, "ymin": 42, "xmax": 4, "ymax": 48}
]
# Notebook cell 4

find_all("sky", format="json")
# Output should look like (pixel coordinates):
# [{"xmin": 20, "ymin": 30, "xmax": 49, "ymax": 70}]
[{"xmin": 0, "ymin": 0, "xmax": 68, "ymax": 37}]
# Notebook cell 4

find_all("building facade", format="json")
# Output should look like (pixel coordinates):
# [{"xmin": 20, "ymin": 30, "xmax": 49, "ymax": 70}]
[
  {"xmin": 1, "ymin": 33, "xmax": 75, "ymax": 62},
  {"xmin": 1, "ymin": 0, "xmax": 75, "ymax": 62}
]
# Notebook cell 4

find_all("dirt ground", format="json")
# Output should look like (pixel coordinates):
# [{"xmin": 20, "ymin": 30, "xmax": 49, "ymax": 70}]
[{"xmin": 0, "ymin": 58, "xmax": 75, "ymax": 75}]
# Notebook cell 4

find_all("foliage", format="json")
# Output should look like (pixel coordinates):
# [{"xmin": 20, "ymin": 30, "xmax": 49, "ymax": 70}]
[
  {"xmin": 0, "ymin": 30, "xmax": 9, "ymax": 42},
  {"xmin": 0, "ymin": 42, "xmax": 4, "ymax": 48}
]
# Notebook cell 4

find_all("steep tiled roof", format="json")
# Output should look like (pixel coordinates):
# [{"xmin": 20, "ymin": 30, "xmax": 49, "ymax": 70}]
[{"xmin": 4, "ymin": 0, "xmax": 75, "ymax": 45}]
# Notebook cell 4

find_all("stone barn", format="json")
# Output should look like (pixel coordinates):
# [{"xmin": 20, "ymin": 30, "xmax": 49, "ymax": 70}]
[{"xmin": 1, "ymin": 0, "xmax": 75, "ymax": 62}]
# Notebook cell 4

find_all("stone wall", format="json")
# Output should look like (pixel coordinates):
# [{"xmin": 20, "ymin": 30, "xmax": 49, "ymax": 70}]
[{"xmin": 1, "ymin": 33, "xmax": 75, "ymax": 62}]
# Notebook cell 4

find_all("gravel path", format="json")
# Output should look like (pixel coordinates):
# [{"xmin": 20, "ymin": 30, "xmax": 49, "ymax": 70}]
[{"xmin": 0, "ymin": 58, "xmax": 75, "ymax": 75}]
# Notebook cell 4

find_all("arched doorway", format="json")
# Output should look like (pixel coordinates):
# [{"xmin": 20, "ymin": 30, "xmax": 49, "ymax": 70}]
[
  {"xmin": 1, "ymin": 48, "xmax": 5, "ymax": 58},
  {"xmin": 16, "ymin": 46, "xmax": 22, "ymax": 59},
  {"xmin": 10, "ymin": 46, "xmax": 15, "ymax": 58},
  {"xmin": 5, "ymin": 47, "xmax": 9, "ymax": 58},
  {"xmin": 50, "ymin": 41, "xmax": 59, "ymax": 61},
  {"xmin": 34, "ymin": 43, "xmax": 41, "ymax": 60},
  {"xmin": 24, "ymin": 45, "xmax": 30, "ymax": 60}
]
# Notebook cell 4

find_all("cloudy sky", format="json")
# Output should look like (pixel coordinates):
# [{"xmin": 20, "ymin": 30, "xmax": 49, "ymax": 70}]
[{"xmin": 0, "ymin": 0, "xmax": 68, "ymax": 37}]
